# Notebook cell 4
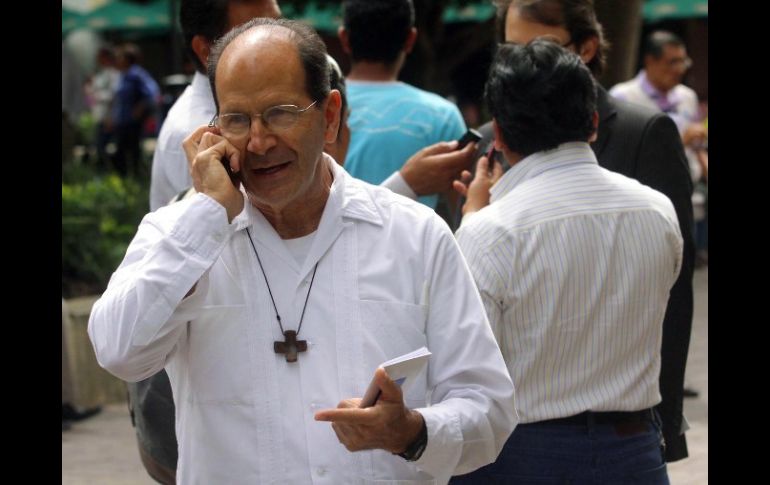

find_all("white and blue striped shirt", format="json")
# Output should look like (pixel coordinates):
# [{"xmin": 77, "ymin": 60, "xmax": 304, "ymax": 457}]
[{"xmin": 456, "ymin": 142, "xmax": 683, "ymax": 423}]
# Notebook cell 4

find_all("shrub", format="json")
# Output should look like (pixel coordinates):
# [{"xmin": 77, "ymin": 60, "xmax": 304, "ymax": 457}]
[{"xmin": 62, "ymin": 171, "xmax": 149, "ymax": 298}]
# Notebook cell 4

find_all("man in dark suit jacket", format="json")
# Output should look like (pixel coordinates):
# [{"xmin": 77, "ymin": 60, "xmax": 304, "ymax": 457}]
[{"xmin": 475, "ymin": 0, "xmax": 694, "ymax": 462}]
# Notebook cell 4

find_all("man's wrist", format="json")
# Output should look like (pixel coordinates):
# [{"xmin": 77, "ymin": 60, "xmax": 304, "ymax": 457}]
[{"xmin": 395, "ymin": 411, "xmax": 427, "ymax": 461}]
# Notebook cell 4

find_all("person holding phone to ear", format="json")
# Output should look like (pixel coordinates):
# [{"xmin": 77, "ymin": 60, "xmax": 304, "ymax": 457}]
[
  {"xmin": 474, "ymin": 1, "xmax": 695, "ymax": 462},
  {"xmin": 90, "ymin": 18, "xmax": 516, "ymax": 483},
  {"xmin": 451, "ymin": 40, "xmax": 681, "ymax": 484},
  {"xmin": 183, "ymin": 53, "xmax": 478, "ymax": 207}
]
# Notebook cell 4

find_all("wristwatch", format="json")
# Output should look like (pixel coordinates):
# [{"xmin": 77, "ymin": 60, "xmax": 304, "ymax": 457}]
[{"xmin": 396, "ymin": 417, "xmax": 428, "ymax": 462}]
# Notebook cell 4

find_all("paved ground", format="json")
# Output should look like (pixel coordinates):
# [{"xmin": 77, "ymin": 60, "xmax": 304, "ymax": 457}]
[
  {"xmin": 666, "ymin": 266, "xmax": 708, "ymax": 484},
  {"xmin": 62, "ymin": 267, "xmax": 708, "ymax": 484}
]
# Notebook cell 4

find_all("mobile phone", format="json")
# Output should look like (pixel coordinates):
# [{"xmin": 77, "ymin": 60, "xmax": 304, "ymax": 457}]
[
  {"xmin": 221, "ymin": 156, "xmax": 239, "ymax": 185},
  {"xmin": 485, "ymin": 140, "xmax": 511, "ymax": 173},
  {"xmin": 456, "ymin": 128, "xmax": 482, "ymax": 149},
  {"xmin": 485, "ymin": 142, "xmax": 497, "ymax": 164}
]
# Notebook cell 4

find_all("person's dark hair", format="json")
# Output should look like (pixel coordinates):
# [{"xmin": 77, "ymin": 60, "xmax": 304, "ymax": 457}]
[
  {"xmin": 493, "ymin": 0, "xmax": 608, "ymax": 76},
  {"xmin": 207, "ymin": 18, "xmax": 330, "ymax": 111},
  {"xmin": 180, "ymin": 0, "xmax": 231, "ymax": 73},
  {"xmin": 485, "ymin": 39, "xmax": 596, "ymax": 156},
  {"xmin": 342, "ymin": 0, "xmax": 415, "ymax": 64},
  {"xmin": 643, "ymin": 30, "xmax": 685, "ymax": 59},
  {"xmin": 97, "ymin": 45, "xmax": 116, "ymax": 61},
  {"xmin": 327, "ymin": 54, "xmax": 347, "ymax": 129},
  {"xmin": 118, "ymin": 43, "xmax": 142, "ymax": 65}
]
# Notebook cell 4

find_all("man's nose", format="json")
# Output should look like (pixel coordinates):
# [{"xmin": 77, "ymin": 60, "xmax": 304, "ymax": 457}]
[{"xmin": 246, "ymin": 118, "xmax": 277, "ymax": 154}]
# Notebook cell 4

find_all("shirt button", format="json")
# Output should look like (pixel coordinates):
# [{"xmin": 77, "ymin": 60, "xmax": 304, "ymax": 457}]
[{"xmin": 316, "ymin": 467, "xmax": 326, "ymax": 476}]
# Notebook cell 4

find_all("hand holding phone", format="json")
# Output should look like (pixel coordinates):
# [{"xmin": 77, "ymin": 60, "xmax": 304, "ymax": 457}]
[
  {"xmin": 220, "ymin": 156, "xmax": 240, "ymax": 186},
  {"xmin": 485, "ymin": 142, "xmax": 497, "ymax": 165},
  {"xmin": 456, "ymin": 128, "xmax": 482, "ymax": 149},
  {"xmin": 182, "ymin": 124, "xmax": 244, "ymax": 221}
]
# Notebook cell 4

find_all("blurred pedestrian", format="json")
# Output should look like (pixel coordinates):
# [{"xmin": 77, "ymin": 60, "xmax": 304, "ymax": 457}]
[
  {"xmin": 111, "ymin": 43, "xmax": 160, "ymax": 177},
  {"xmin": 88, "ymin": 45, "xmax": 120, "ymax": 166}
]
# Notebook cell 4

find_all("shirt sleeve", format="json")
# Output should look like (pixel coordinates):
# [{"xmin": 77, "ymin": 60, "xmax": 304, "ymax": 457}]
[
  {"xmin": 608, "ymin": 83, "xmax": 628, "ymax": 101},
  {"xmin": 381, "ymin": 171, "xmax": 418, "ymax": 200},
  {"xmin": 88, "ymin": 193, "xmax": 238, "ymax": 382},
  {"xmin": 413, "ymin": 220, "xmax": 517, "ymax": 479},
  {"xmin": 455, "ymin": 222, "xmax": 506, "ymax": 342}
]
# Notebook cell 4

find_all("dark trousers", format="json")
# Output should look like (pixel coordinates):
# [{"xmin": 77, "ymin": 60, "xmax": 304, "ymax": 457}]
[
  {"xmin": 451, "ymin": 412, "xmax": 669, "ymax": 484},
  {"xmin": 95, "ymin": 122, "xmax": 114, "ymax": 166},
  {"xmin": 113, "ymin": 122, "xmax": 143, "ymax": 176}
]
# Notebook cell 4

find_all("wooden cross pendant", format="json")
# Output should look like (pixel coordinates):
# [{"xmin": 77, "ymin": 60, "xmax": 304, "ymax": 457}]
[{"xmin": 274, "ymin": 330, "xmax": 307, "ymax": 363}]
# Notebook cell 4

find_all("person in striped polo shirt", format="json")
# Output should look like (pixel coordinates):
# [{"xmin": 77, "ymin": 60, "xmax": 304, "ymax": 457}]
[{"xmin": 451, "ymin": 39, "xmax": 682, "ymax": 484}]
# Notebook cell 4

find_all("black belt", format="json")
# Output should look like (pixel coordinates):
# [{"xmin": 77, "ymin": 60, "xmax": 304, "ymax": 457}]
[{"xmin": 536, "ymin": 408, "xmax": 655, "ymax": 426}]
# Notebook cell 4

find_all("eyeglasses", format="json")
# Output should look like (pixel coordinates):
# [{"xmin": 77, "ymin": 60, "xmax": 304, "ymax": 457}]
[
  {"xmin": 666, "ymin": 56, "xmax": 693, "ymax": 70},
  {"xmin": 209, "ymin": 100, "xmax": 318, "ymax": 137},
  {"xmin": 505, "ymin": 35, "xmax": 573, "ymax": 49}
]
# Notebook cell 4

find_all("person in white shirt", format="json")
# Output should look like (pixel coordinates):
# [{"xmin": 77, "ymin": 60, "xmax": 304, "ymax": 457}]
[
  {"xmin": 610, "ymin": 29, "xmax": 708, "ymax": 271},
  {"xmin": 139, "ymin": 22, "xmax": 478, "ymax": 481},
  {"xmin": 149, "ymin": 0, "xmax": 282, "ymax": 211},
  {"xmin": 609, "ymin": 30, "xmax": 706, "ymax": 178},
  {"xmin": 450, "ymin": 40, "xmax": 682, "ymax": 484},
  {"xmin": 89, "ymin": 17, "xmax": 516, "ymax": 484},
  {"xmin": 88, "ymin": 46, "xmax": 121, "ymax": 165}
]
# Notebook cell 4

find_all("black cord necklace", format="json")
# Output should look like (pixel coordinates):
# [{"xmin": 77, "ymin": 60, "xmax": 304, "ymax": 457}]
[{"xmin": 245, "ymin": 227, "xmax": 318, "ymax": 362}]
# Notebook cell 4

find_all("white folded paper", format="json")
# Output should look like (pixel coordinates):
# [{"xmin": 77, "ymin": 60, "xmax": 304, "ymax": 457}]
[{"xmin": 360, "ymin": 346, "xmax": 432, "ymax": 408}]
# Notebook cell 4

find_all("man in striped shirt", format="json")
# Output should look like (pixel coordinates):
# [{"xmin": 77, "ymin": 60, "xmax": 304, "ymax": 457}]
[{"xmin": 451, "ymin": 40, "xmax": 682, "ymax": 484}]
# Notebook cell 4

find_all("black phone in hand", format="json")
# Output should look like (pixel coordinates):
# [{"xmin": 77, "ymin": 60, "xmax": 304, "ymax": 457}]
[
  {"xmin": 221, "ymin": 157, "xmax": 239, "ymax": 185},
  {"xmin": 457, "ymin": 128, "xmax": 482, "ymax": 149}
]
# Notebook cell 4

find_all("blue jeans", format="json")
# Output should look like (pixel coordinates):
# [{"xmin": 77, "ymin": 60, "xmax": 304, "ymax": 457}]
[{"xmin": 451, "ymin": 416, "xmax": 669, "ymax": 484}]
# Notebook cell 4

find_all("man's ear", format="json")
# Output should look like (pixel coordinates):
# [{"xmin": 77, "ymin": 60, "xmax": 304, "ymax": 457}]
[
  {"xmin": 338, "ymin": 27, "xmax": 352, "ymax": 55},
  {"xmin": 577, "ymin": 35, "xmax": 599, "ymax": 66},
  {"xmin": 191, "ymin": 34, "xmax": 211, "ymax": 68},
  {"xmin": 492, "ymin": 119, "xmax": 505, "ymax": 151},
  {"xmin": 643, "ymin": 53, "xmax": 657, "ymax": 69},
  {"xmin": 324, "ymin": 90, "xmax": 342, "ymax": 144},
  {"xmin": 588, "ymin": 111, "xmax": 599, "ymax": 143},
  {"xmin": 403, "ymin": 27, "xmax": 418, "ymax": 54}
]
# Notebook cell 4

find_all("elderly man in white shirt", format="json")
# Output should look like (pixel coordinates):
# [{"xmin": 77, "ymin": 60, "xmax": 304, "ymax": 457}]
[
  {"xmin": 89, "ymin": 17, "xmax": 516, "ymax": 484},
  {"xmin": 451, "ymin": 40, "xmax": 682, "ymax": 484}
]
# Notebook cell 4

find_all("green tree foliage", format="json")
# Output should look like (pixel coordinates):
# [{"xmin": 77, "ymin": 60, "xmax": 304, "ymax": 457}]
[{"xmin": 62, "ymin": 169, "xmax": 149, "ymax": 298}]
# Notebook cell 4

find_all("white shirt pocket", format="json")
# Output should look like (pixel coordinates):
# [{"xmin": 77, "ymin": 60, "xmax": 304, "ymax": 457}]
[
  {"xmin": 186, "ymin": 304, "xmax": 254, "ymax": 405},
  {"xmin": 358, "ymin": 299, "xmax": 429, "ymax": 409}
]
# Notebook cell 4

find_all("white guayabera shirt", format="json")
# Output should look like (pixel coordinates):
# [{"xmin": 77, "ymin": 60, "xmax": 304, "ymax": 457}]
[{"xmin": 89, "ymin": 156, "xmax": 517, "ymax": 484}]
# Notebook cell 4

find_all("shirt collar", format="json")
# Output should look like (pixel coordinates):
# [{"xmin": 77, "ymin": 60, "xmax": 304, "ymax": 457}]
[
  {"xmin": 638, "ymin": 70, "xmax": 680, "ymax": 112},
  {"xmin": 231, "ymin": 153, "xmax": 384, "ymax": 232},
  {"xmin": 330, "ymin": 156, "xmax": 384, "ymax": 226},
  {"xmin": 490, "ymin": 142, "xmax": 598, "ymax": 203},
  {"xmin": 191, "ymin": 71, "xmax": 214, "ymax": 104}
]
